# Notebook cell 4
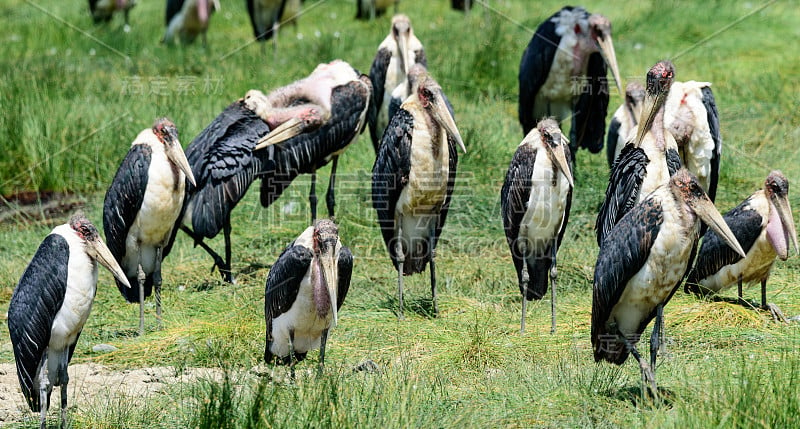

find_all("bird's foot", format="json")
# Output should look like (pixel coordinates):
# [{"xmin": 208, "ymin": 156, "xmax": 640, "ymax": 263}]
[
  {"xmin": 639, "ymin": 361, "xmax": 659, "ymax": 401},
  {"xmin": 763, "ymin": 303, "xmax": 789, "ymax": 324}
]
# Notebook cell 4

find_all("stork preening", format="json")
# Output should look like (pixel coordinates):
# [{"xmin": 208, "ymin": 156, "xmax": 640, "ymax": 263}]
[
  {"xmin": 592, "ymin": 169, "xmax": 745, "ymax": 399},
  {"xmin": 518, "ymin": 6, "xmax": 622, "ymax": 161},
  {"xmin": 178, "ymin": 60, "xmax": 369, "ymax": 282},
  {"xmin": 608, "ymin": 80, "xmax": 722, "ymax": 200},
  {"xmin": 8, "ymin": 214, "xmax": 130, "ymax": 429},
  {"xmin": 89, "ymin": 0, "xmax": 136, "ymax": 28},
  {"xmin": 372, "ymin": 70, "xmax": 466, "ymax": 318},
  {"xmin": 356, "ymin": 0, "xmax": 399, "ymax": 20},
  {"xmin": 686, "ymin": 171, "xmax": 798, "ymax": 321},
  {"xmin": 163, "ymin": 0, "xmax": 219, "ymax": 46},
  {"xmin": 103, "ymin": 118, "xmax": 196, "ymax": 335},
  {"xmin": 264, "ymin": 219, "xmax": 352, "ymax": 375},
  {"xmin": 501, "ymin": 118, "xmax": 573, "ymax": 334},
  {"xmin": 606, "ymin": 81, "xmax": 645, "ymax": 167},
  {"xmin": 596, "ymin": 61, "xmax": 682, "ymax": 246},
  {"xmin": 368, "ymin": 14, "xmax": 427, "ymax": 153}
]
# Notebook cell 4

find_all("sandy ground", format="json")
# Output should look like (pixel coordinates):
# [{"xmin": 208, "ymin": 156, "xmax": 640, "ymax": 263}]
[{"xmin": 0, "ymin": 362, "xmax": 226, "ymax": 425}]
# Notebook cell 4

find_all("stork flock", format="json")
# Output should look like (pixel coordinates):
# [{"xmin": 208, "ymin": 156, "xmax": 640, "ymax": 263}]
[{"xmin": 5, "ymin": 4, "xmax": 798, "ymax": 426}]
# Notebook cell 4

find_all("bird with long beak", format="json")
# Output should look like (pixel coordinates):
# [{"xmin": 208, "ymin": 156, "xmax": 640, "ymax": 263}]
[
  {"xmin": 368, "ymin": 14, "xmax": 426, "ymax": 153},
  {"xmin": 518, "ymin": 6, "xmax": 622, "ymax": 160},
  {"xmin": 592, "ymin": 168, "xmax": 745, "ymax": 400},
  {"xmin": 264, "ymin": 219, "xmax": 352, "ymax": 375},
  {"xmin": 163, "ymin": 0, "xmax": 221, "ymax": 46},
  {"xmin": 501, "ymin": 118, "xmax": 574, "ymax": 334},
  {"xmin": 8, "ymin": 213, "xmax": 130, "ymax": 429},
  {"xmin": 686, "ymin": 171, "xmax": 799, "ymax": 322},
  {"xmin": 372, "ymin": 70, "xmax": 465, "ymax": 319},
  {"xmin": 596, "ymin": 60, "xmax": 683, "ymax": 246},
  {"xmin": 103, "ymin": 118, "xmax": 196, "ymax": 335}
]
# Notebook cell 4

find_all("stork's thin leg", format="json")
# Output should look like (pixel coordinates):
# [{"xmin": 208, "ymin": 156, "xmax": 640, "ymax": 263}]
[
  {"xmin": 520, "ymin": 263, "xmax": 529, "ymax": 334},
  {"xmin": 288, "ymin": 330, "xmax": 296, "ymax": 380},
  {"xmin": 761, "ymin": 277, "xmax": 767, "ymax": 309},
  {"xmin": 38, "ymin": 356, "xmax": 49, "ymax": 429},
  {"xmin": 396, "ymin": 220, "xmax": 405, "ymax": 320},
  {"xmin": 549, "ymin": 244, "xmax": 558, "ymax": 335},
  {"xmin": 429, "ymin": 222, "xmax": 439, "ymax": 317},
  {"xmin": 737, "ymin": 274, "xmax": 744, "ymax": 305},
  {"xmin": 650, "ymin": 304, "xmax": 664, "ymax": 371},
  {"xmin": 179, "ymin": 225, "xmax": 229, "ymax": 280},
  {"xmin": 222, "ymin": 219, "xmax": 234, "ymax": 284},
  {"xmin": 618, "ymin": 329, "xmax": 658, "ymax": 402},
  {"xmin": 318, "ymin": 328, "xmax": 329, "ymax": 376},
  {"xmin": 154, "ymin": 246, "xmax": 163, "ymax": 330},
  {"xmin": 60, "ymin": 353, "xmax": 69, "ymax": 428},
  {"xmin": 521, "ymin": 297, "xmax": 528, "ymax": 335},
  {"xmin": 326, "ymin": 156, "xmax": 339, "ymax": 218},
  {"xmin": 761, "ymin": 278, "xmax": 789, "ymax": 323},
  {"xmin": 137, "ymin": 260, "xmax": 146, "ymax": 336},
  {"xmin": 309, "ymin": 169, "xmax": 318, "ymax": 223}
]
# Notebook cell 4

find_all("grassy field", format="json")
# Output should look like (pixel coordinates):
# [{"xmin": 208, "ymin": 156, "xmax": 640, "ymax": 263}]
[{"xmin": 1, "ymin": 0, "xmax": 799, "ymax": 427}]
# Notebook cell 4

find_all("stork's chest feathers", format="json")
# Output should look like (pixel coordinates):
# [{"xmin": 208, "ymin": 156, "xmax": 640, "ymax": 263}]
[
  {"xmin": 134, "ymin": 145, "xmax": 185, "ymax": 243},
  {"xmin": 407, "ymin": 110, "xmax": 449, "ymax": 191}
]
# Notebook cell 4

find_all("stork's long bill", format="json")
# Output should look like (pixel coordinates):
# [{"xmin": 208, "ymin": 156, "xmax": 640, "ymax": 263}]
[
  {"xmin": 419, "ymin": 76, "xmax": 466, "ymax": 154},
  {"xmin": 314, "ymin": 221, "xmax": 340, "ymax": 326},
  {"xmin": 634, "ymin": 61, "xmax": 675, "ymax": 147},
  {"xmin": 596, "ymin": 35, "xmax": 622, "ymax": 97},
  {"xmin": 70, "ymin": 214, "xmax": 130, "ymax": 288},
  {"xmin": 767, "ymin": 172, "xmax": 799, "ymax": 257},
  {"xmin": 154, "ymin": 118, "xmax": 197, "ymax": 187},
  {"xmin": 539, "ymin": 120, "xmax": 574, "ymax": 188}
]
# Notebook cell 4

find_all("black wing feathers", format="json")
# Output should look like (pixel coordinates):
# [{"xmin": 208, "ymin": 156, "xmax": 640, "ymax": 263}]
[
  {"xmin": 701, "ymin": 86, "xmax": 721, "ymax": 202},
  {"xmin": 518, "ymin": 11, "xmax": 560, "ymax": 135},
  {"xmin": 337, "ymin": 246, "xmax": 353, "ymax": 309},
  {"xmin": 8, "ymin": 234, "xmax": 70, "ymax": 412},
  {"xmin": 501, "ymin": 144, "xmax": 536, "ymax": 256},
  {"xmin": 368, "ymin": 48, "xmax": 392, "ymax": 150},
  {"xmin": 571, "ymin": 52, "xmax": 609, "ymax": 154},
  {"xmin": 165, "ymin": 0, "xmax": 184, "ymax": 25},
  {"xmin": 595, "ymin": 145, "xmax": 650, "ymax": 246},
  {"xmin": 606, "ymin": 117, "xmax": 622, "ymax": 167}
]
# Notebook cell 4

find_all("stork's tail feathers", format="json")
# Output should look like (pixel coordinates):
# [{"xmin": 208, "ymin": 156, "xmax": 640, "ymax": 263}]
[
  {"xmin": 522, "ymin": 258, "xmax": 551, "ymax": 300},
  {"xmin": 592, "ymin": 335, "xmax": 630, "ymax": 365},
  {"xmin": 116, "ymin": 276, "xmax": 154, "ymax": 303}
]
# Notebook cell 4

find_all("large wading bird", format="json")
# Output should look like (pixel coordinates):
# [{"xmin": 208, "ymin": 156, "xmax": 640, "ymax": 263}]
[
  {"xmin": 596, "ymin": 61, "xmax": 681, "ymax": 246},
  {"xmin": 372, "ymin": 69, "xmax": 466, "ymax": 318},
  {"xmin": 501, "ymin": 118, "xmax": 574, "ymax": 334},
  {"xmin": 89, "ymin": 0, "xmax": 136, "ymax": 27},
  {"xmin": 608, "ymin": 80, "xmax": 722, "ymax": 201},
  {"xmin": 8, "ymin": 214, "xmax": 130, "ymax": 429},
  {"xmin": 103, "ymin": 118, "xmax": 196, "ymax": 335},
  {"xmin": 163, "ymin": 0, "xmax": 219, "ymax": 46},
  {"xmin": 264, "ymin": 219, "xmax": 352, "ymax": 375},
  {"xmin": 592, "ymin": 169, "xmax": 745, "ymax": 399},
  {"xmin": 178, "ymin": 60, "xmax": 369, "ymax": 282},
  {"xmin": 606, "ymin": 81, "xmax": 645, "ymax": 167},
  {"xmin": 686, "ymin": 171, "xmax": 798, "ymax": 322},
  {"xmin": 368, "ymin": 14, "xmax": 426, "ymax": 153},
  {"xmin": 518, "ymin": 6, "xmax": 622, "ymax": 161}
]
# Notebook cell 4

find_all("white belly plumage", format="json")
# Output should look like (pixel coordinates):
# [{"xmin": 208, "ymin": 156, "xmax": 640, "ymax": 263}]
[
  {"xmin": 698, "ymin": 228, "xmax": 775, "ymax": 293},
  {"xmin": 518, "ymin": 156, "xmax": 570, "ymax": 259},
  {"xmin": 122, "ymin": 149, "xmax": 185, "ymax": 278},
  {"xmin": 269, "ymin": 263, "xmax": 332, "ymax": 357}
]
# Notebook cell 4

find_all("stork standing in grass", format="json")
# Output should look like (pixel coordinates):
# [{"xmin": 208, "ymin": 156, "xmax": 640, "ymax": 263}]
[
  {"xmin": 501, "ymin": 118, "xmax": 573, "ymax": 334},
  {"xmin": 518, "ymin": 6, "xmax": 622, "ymax": 160},
  {"xmin": 592, "ymin": 169, "xmax": 745, "ymax": 399},
  {"xmin": 163, "ymin": 0, "xmax": 220, "ymax": 46},
  {"xmin": 103, "ymin": 118, "xmax": 196, "ymax": 335},
  {"xmin": 368, "ymin": 14, "xmax": 426, "ymax": 153},
  {"xmin": 264, "ymin": 219, "xmax": 352, "ymax": 375},
  {"xmin": 372, "ymin": 70, "xmax": 466, "ymax": 318},
  {"xmin": 8, "ymin": 214, "xmax": 130, "ymax": 429},
  {"xmin": 607, "ymin": 80, "xmax": 722, "ymax": 201},
  {"xmin": 596, "ymin": 61, "xmax": 682, "ymax": 247},
  {"xmin": 686, "ymin": 171, "xmax": 798, "ymax": 322}
]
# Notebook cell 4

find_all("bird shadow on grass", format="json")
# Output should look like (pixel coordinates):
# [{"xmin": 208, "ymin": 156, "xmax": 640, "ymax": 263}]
[{"xmin": 610, "ymin": 385, "xmax": 676, "ymax": 409}]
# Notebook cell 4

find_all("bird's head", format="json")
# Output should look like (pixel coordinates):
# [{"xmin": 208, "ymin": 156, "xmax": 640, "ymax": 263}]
[
  {"xmin": 536, "ymin": 118, "xmax": 574, "ymax": 188},
  {"xmin": 69, "ymin": 212, "xmax": 131, "ymax": 288},
  {"xmin": 669, "ymin": 169, "xmax": 746, "ymax": 258},
  {"xmin": 314, "ymin": 219, "xmax": 340, "ymax": 325},
  {"xmin": 152, "ymin": 117, "xmax": 196, "ymax": 187},
  {"xmin": 391, "ymin": 14, "xmax": 414, "ymax": 75},
  {"xmin": 764, "ymin": 170, "xmax": 798, "ymax": 258},
  {"xmin": 416, "ymin": 73, "xmax": 466, "ymax": 154},
  {"xmin": 634, "ymin": 61, "xmax": 675, "ymax": 147},
  {"xmin": 588, "ymin": 13, "xmax": 622, "ymax": 96}
]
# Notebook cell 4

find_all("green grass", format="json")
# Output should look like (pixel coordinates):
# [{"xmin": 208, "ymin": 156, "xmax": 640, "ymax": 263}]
[{"xmin": 1, "ymin": 0, "xmax": 799, "ymax": 427}]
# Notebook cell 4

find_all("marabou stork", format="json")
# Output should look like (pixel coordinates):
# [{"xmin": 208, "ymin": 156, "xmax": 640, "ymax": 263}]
[
  {"xmin": 605, "ymin": 81, "xmax": 645, "ymax": 167},
  {"xmin": 501, "ymin": 118, "xmax": 574, "ymax": 334},
  {"xmin": 518, "ymin": 6, "xmax": 622, "ymax": 160},
  {"xmin": 368, "ymin": 14, "xmax": 426, "ymax": 153},
  {"xmin": 592, "ymin": 168, "xmax": 745, "ymax": 398},
  {"xmin": 608, "ymin": 80, "xmax": 722, "ymax": 201},
  {"xmin": 89, "ymin": 0, "xmax": 136, "ymax": 27},
  {"xmin": 8, "ymin": 213, "xmax": 130, "ymax": 429},
  {"xmin": 686, "ymin": 171, "xmax": 798, "ymax": 321},
  {"xmin": 163, "ymin": 0, "xmax": 220, "ymax": 46},
  {"xmin": 596, "ymin": 61, "xmax": 682, "ymax": 246},
  {"xmin": 372, "ymin": 70, "xmax": 466, "ymax": 318},
  {"xmin": 178, "ymin": 60, "xmax": 369, "ymax": 282},
  {"xmin": 356, "ymin": 0, "xmax": 399, "ymax": 20},
  {"xmin": 103, "ymin": 118, "xmax": 196, "ymax": 335},
  {"xmin": 264, "ymin": 219, "xmax": 352, "ymax": 374}
]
